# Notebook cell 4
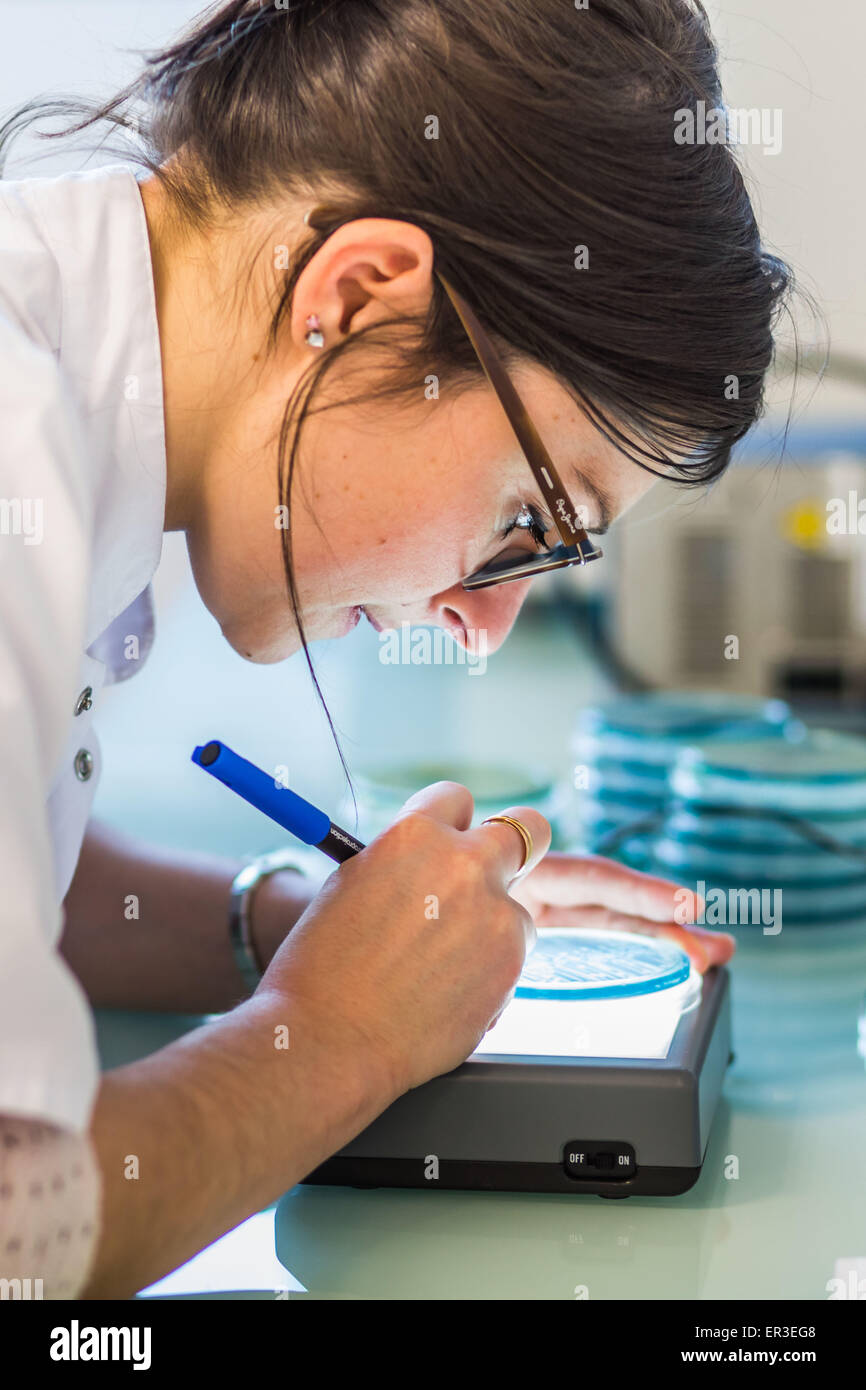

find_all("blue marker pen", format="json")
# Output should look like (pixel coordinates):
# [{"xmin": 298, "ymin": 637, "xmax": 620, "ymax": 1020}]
[{"xmin": 191, "ymin": 740, "xmax": 365, "ymax": 863}]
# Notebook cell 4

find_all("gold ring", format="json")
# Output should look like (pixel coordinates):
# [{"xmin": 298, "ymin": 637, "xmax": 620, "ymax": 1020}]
[{"xmin": 481, "ymin": 815, "xmax": 533, "ymax": 877}]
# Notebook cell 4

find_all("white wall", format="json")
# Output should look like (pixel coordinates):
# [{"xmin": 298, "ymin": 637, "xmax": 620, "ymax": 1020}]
[{"xmin": 709, "ymin": 1, "xmax": 866, "ymax": 416}]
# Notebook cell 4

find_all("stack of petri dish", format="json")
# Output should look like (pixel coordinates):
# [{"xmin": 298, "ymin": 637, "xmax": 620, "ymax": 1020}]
[
  {"xmin": 567, "ymin": 690, "xmax": 797, "ymax": 867},
  {"xmin": 654, "ymin": 727, "xmax": 866, "ymax": 1107}
]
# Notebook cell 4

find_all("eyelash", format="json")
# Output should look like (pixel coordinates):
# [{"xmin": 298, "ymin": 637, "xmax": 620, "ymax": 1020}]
[{"xmin": 503, "ymin": 503, "xmax": 549, "ymax": 549}]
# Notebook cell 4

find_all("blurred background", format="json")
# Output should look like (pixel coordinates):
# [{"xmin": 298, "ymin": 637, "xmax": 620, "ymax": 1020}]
[{"xmin": 4, "ymin": 1, "xmax": 866, "ymax": 1106}]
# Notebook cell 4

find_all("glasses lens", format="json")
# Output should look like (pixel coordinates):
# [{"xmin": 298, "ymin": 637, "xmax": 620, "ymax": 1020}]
[{"xmin": 462, "ymin": 540, "xmax": 603, "ymax": 591}]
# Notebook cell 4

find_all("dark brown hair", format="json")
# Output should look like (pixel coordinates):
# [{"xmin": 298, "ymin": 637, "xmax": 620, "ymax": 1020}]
[{"xmin": 1, "ymin": 0, "xmax": 809, "ymax": 784}]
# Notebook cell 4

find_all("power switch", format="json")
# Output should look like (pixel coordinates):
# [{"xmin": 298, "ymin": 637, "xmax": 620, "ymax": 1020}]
[{"xmin": 563, "ymin": 1141, "xmax": 636, "ymax": 1180}]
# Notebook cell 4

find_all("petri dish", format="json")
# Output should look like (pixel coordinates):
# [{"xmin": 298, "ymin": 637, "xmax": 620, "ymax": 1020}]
[
  {"xmin": 646, "ymin": 865, "xmax": 866, "ymax": 928},
  {"xmin": 345, "ymin": 760, "xmax": 558, "ymax": 841},
  {"xmin": 662, "ymin": 803, "xmax": 866, "ymax": 853},
  {"xmin": 473, "ymin": 930, "xmax": 701, "ymax": 1060},
  {"xmin": 573, "ymin": 756, "xmax": 671, "ymax": 799},
  {"xmin": 672, "ymin": 729, "xmax": 866, "ymax": 815},
  {"xmin": 653, "ymin": 834, "xmax": 866, "ymax": 884},
  {"xmin": 515, "ymin": 929, "xmax": 691, "ymax": 1000},
  {"xmin": 574, "ymin": 691, "xmax": 795, "ymax": 771}
]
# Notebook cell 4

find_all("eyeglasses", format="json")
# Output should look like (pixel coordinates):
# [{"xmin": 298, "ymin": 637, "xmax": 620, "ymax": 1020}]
[
  {"xmin": 303, "ymin": 205, "xmax": 603, "ymax": 589},
  {"xmin": 436, "ymin": 272, "xmax": 603, "ymax": 590}
]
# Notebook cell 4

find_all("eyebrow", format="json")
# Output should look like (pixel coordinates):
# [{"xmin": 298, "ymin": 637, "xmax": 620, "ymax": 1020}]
[{"xmin": 569, "ymin": 464, "xmax": 613, "ymax": 536}]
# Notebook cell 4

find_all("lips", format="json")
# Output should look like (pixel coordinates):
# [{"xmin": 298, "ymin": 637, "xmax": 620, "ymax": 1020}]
[
  {"xmin": 335, "ymin": 606, "xmax": 362, "ymax": 635},
  {"xmin": 360, "ymin": 606, "xmax": 384, "ymax": 633},
  {"xmin": 339, "ymin": 606, "xmax": 386, "ymax": 635}
]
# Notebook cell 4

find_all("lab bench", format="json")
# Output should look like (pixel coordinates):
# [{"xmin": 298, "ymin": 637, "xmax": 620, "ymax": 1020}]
[{"xmin": 93, "ymin": 1004, "xmax": 865, "ymax": 1300}]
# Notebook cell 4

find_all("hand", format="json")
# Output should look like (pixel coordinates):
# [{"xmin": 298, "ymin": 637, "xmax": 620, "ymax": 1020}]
[
  {"xmin": 508, "ymin": 851, "xmax": 735, "ymax": 973},
  {"xmin": 256, "ymin": 782, "xmax": 551, "ymax": 1104}
]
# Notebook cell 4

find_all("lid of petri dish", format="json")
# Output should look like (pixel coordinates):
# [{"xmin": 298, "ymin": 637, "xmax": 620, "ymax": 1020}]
[
  {"xmin": 353, "ymin": 762, "xmax": 552, "ymax": 805},
  {"xmin": 652, "ymin": 833, "xmax": 866, "ymax": 884},
  {"xmin": 574, "ymin": 693, "xmax": 796, "ymax": 775},
  {"xmin": 515, "ymin": 930, "xmax": 691, "ymax": 1001},
  {"xmin": 672, "ymin": 729, "xmax": 866, "ymax": 815},
  {"xmin": 576, "ymin": 691, "xmax": 792, "ymax": 742},
  {"xmin": 676, "ymin": 728, "xmax": 866, "ymax": 783},
  {"xmin": 662, "ymin": 803, "xmax": 866, "ymax": 851}
]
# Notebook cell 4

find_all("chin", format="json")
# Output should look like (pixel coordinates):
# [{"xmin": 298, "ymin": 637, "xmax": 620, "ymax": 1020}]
[
  {"xmin": 221, "ymin": 622, "xmax": 301, "ymax": 664},
  {"xmin": 218, "ymin": 605, "xmax": 361, "ymax": 661}
]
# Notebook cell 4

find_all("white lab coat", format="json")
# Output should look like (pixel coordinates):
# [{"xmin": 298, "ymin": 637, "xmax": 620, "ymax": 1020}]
[{"xmin": 0, "ymin": 165, "xmax": 166, "ymax": 1133}]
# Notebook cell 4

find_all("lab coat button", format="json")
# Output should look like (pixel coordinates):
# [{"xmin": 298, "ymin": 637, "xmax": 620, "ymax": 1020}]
[
  {"xmin": 74, "ymin": 749, "xmax": 94, "ymax": 781},
  {"xmin": 74, "ymin": 686, "xmax": 93, "ymax": 716}
]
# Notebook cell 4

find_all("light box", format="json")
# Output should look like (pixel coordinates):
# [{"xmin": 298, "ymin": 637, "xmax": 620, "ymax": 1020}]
[{"xmin": 306, "ymin": 930, "xmax": 731, "ymax": 1198}]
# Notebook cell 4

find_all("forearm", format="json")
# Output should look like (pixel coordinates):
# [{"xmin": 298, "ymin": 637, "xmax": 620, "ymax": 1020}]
[
  {"xmin": 61, "ymin": 821, "xmax": 315, "ymax": 1013},
  {"xmin": 81, "ymin": 989, "xmax": 390, "ymax": 1299}
]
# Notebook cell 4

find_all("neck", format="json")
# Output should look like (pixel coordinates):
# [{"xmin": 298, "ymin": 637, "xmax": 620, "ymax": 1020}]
[
  {"xmin": 138, "ymin": 174, "xmax": 202, "ymax": 532},
  {"xmin": 138, "ymin": 172, "xmax": 286, "ymax": 534}
]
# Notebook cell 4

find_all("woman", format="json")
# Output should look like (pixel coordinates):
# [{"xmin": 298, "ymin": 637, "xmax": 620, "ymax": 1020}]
[{"xmin": 0, "ymin": 0, "xmax": 793, "ymax": 1298}]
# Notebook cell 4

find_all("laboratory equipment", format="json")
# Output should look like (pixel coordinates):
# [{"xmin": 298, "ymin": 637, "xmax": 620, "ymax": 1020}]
[{"xmin": 305, "ymin": 930, "xmax": 730, "ymax": 1198}]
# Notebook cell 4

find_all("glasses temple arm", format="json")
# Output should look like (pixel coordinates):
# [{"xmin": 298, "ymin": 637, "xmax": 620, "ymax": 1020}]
[{"xmin": 436, "ymin": 271, "xmax": 595, "ymax": 553}]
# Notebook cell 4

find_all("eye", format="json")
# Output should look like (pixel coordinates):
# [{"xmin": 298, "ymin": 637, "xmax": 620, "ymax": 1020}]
[{"xmin": 502, "ymin": 503, "xmax": 549, "ymax": 550}]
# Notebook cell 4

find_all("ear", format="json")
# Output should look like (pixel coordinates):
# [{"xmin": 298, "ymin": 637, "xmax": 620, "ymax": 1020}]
[{"xmin": 289, "ymin": 218, "xmax": 435, "ymax": 351}]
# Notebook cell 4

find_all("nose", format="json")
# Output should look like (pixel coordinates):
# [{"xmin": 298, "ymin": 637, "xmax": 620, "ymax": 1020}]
[{"xmin": 425, "ymin": 577, "xmax": 533, "ymax": 654}]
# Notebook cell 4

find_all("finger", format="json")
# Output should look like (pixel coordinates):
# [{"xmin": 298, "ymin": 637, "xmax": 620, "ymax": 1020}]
[
  {"xmin": 392, "ymin": 780, "xmax": 474, "ymax": 832},
  {"xmin": 525, "ymin": 851, "xmax": 704, "ymax": 921},
  {"xmin": 671, "ymin": 923, "xmax": 735, "ymax": 966},
  {"xmin": 612, "ymin": 919, "xmax": 733, "ymax": 974},
  {"xmin": 468, "ymin": 804, "xmax": 552, "ymax": 886}
]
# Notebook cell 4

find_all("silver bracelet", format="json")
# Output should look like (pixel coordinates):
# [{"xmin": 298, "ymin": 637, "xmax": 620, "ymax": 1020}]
[{"xmin": 228, "ymin": 849, "xmax": 307, "ymax": 993}]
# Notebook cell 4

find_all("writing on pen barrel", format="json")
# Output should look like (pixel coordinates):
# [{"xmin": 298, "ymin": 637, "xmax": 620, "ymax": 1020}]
[{"xmin": 191, "ymin": 739, "xmax": 365, "ymax": 865}]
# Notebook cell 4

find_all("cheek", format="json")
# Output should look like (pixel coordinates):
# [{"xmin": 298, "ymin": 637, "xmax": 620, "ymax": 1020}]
[
  {"xmin": 295, "ymin": 495, "xmax": 469, "ymax": 604},
  {"xmin": 354, "ymin": 524, "xmax": 470, "ymax": 600}
]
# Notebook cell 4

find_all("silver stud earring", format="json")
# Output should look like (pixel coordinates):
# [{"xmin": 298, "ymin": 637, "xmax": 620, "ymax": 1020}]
[{"xmin": 304, "ymin": 313, "xmax": 325, "ymax": 349}]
